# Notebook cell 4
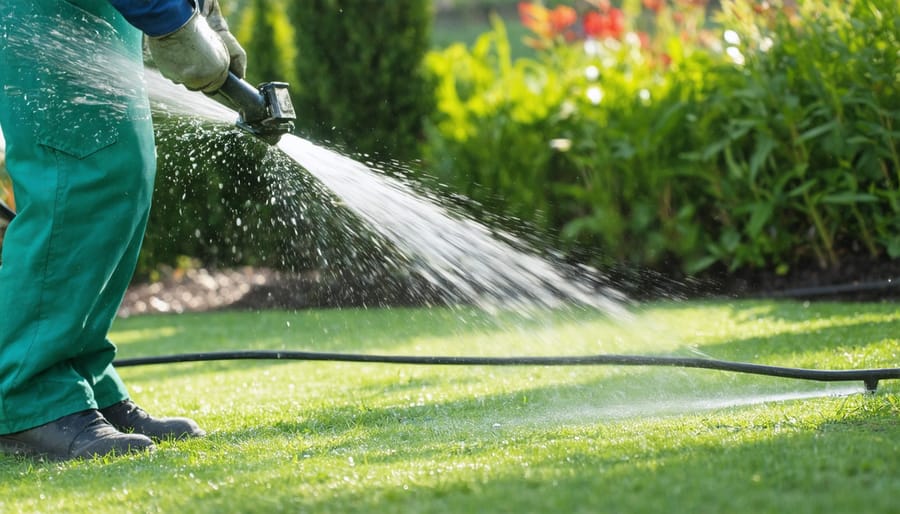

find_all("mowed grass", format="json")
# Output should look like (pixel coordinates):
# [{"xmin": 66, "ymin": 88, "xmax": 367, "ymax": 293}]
[{"xmin": 1, "ymin": 300, "xmax": 897, "ymax": 513}]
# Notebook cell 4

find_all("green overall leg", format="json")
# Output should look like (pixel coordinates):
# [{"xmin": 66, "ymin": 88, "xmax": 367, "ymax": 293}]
[{"xmin": 0, "ymin": 0, "xmax": 156, "ymax": 433}]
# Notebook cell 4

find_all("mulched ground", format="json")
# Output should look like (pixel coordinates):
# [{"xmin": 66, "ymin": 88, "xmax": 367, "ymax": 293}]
[
  {"xmin": 5, "ymin": 220, "xmax": 895, "ymax": 317},
  {"xmin": 117, "ymin": 256, "xmax": 898, "ymax": 317}
]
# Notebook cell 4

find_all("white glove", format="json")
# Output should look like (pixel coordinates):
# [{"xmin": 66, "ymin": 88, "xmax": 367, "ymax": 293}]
[
  {"xmin": 200, "ymin": 0, "xmax": 247, "ymax": 79},
  {"xmin": 147, "ymin": 8, "xmax": 230, "ymax": 93}
]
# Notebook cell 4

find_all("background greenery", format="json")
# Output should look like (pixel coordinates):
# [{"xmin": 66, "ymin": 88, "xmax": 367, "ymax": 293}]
[
  {"xmin": 1, "ymin": 0, "xmax": 896, "ymax": 285},
  {"xmin": 153, "ymin": 0, "xmax": 896, "ymax": 283},
  {"xmin": 422, "ymin": 0, "xmax": 899, "ymax": 276}
]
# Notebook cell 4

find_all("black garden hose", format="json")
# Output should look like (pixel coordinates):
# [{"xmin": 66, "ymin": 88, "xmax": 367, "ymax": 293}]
[{"xmin": 114, "ymin": 349, "xmax": 900, "ymax": 393}]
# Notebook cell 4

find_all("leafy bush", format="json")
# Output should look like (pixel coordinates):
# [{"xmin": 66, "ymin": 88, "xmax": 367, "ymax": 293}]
[
  {"xmin": 423, "ymin": 0, "xmax": 899, "ymax": 275},
  {"xmin": 689, "ymin": 0, "xmax": 900, "ymax": 270},
  {"xmin": 138, "ymin": 118, "xmax": 276, "ymax": 278},
  {"xmin": 0, "ymin": 142, "xmax": 10, "ymax": 255},
  {"xmin": 0, "ymin": 144, "xmax": 11, "ymax": 213}
]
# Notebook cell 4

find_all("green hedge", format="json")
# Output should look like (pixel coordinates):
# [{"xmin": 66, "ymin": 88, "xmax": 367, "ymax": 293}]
[
  {"xmin": 287, "ymin": 0, "xmax": 435, "ymax": 162},
  {"xmin": 235, "ymin": 0, "xmax": 299, "ymax": 92},
  {"xmin": 423, "ymin": 0, "xmax": 899, "ymax": 275}
]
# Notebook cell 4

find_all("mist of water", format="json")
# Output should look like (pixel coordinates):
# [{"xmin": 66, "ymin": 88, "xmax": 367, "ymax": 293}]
[
  {"xmin": 143, "ymin": 69, "xmax": 631, "ymax": 317},
  {"xmin": 275, "ymin": 136, "xmax": 629, "ymax": 315},
  {"xmin": 142, "ymin": 77, "xmax": 874, "ymax": 413},
  {"xmin": 519, "ymin": 381, "xmax": 865, "ymax": 426}
]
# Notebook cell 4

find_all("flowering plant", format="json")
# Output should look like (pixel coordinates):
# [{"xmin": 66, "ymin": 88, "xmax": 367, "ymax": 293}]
[
  {"xmin": 516, "ymin": 0, "xmax": 728, "ymax": 71},
  {"xmin": 426, "ymin": 0, "xmax": 897, "ymax": 273}
]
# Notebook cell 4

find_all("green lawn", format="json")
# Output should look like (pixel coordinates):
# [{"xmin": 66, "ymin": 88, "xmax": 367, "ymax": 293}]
[{"xmin": 1, "ymin": 300, "xmax": 898, "ymax": 513}]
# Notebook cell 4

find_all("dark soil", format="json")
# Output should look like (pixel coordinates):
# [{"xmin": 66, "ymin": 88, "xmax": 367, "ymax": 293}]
[
  {"xmin": 704, "ymin": 254, "xmax": 900, "ymax": 302},
  {"xmin": 117, "ymin": 256, "xmax": 898, "ymax": 317}
]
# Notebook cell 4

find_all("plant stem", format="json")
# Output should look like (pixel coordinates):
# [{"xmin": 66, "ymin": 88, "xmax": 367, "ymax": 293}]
[{"xmin": 803, "ymin": 189, "xmax": 838, "ymax": 268}]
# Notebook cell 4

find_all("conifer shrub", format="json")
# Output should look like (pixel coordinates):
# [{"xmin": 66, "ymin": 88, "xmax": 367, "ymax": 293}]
[{"xmin": 287, "ymin": 0, "xmax": 435, "ymax": 162}]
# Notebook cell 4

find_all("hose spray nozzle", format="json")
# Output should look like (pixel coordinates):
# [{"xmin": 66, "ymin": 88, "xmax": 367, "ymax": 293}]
[{"xmin": 213, "ymin": 72, "xmax": 296, "ymax": 145}]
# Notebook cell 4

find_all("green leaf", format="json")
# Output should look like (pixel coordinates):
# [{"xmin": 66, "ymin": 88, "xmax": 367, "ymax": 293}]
[
  {"xmin": 799, "ymin": 120, "xmax": 839, "ymax": 142},
  {"xmin": 685, "ymin": 255, "xmax": 718, "ymax": 274},
  {"xmin": 888, "ymin": 237, "xmax": 900, "ymax": 259},
  {"xmin": 788, "ymin": 179, "xmax": 818, "ymax": 197},
  {"xmin": 821, "ymin": 192, "xmax": 879, "ymax": 204},
  {"xmin": 746, "ymin": 202, "xmax": 774, "ymax": 237},
  {"xmin": 749, "ymin": 135, "xmax": 776, "ymax": 181}
]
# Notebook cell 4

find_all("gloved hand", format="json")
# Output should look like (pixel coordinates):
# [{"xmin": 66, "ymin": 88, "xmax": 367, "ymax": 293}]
[
  {"xmin": 147, "ymin": 7, "xmax": 230, "ymax": 93},
  {"xmin": 199, "ymin": 0, "xmax": 247, "ymax": 79}
]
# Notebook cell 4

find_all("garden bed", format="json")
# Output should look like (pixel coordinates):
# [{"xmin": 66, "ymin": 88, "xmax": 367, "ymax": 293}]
[{"xmin": 117, "ymin": 256, "xmax": 899, "ymax": 317}]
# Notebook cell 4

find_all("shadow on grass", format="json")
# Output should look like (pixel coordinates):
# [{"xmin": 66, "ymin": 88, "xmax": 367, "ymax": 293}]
[
  {"xmin": 198, "ymin": 362, "xmax": 869, "ymax": 468},
  {"xmin": 693, "ymin": 317, "xmax": 899, "ymax": 365},
  {"xmin": 639, "ymin": 299, "xmax": 898, "ymax": 365},
  {"xmin": 282, "ymin": 407, "xmax": 899, "ymax": 514}
]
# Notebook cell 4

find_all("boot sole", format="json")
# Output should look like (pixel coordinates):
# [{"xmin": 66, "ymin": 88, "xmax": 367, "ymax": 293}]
[{"xmin": 0, "ymin": 436, "xmax": 155, "ymax": 461}]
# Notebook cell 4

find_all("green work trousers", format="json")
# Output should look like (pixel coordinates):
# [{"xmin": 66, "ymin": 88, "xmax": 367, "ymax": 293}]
[{"xmin": 0, "ymin": 0, "xmax": 156, "ymax": 433}]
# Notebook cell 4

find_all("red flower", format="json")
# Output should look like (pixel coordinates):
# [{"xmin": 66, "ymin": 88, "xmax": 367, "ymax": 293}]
[
  {"xmin": 584, "ymin": 8, "xmax": 625, "ymax": 40},
  {"xmin": 674, "ymin": 0, "xmax": 708, "ymax": 7},
  {"xmin": 660, "ymin": 53, "xmax": 673, "ymax": 68},
  {"xmin": 549, "ymin": 5, "xmax": 578, "ymax": 33},
  {"xmin": 519, "ymin": 2, "xmax": 551, "ymax": 39},
  {"xmin": 642, "ymin": 0, "xmax": 665, "ymax": 13},
  {"xmin": 637, "ymin": 31, "xmax": 651, "ymax": 49},
  {"xmin": 752, "ymin": 1, "xmax": 771, "ymax": 14},
  {"xmin": 519, "ymin": 2, "xmax": 579, "ymax": 42}
]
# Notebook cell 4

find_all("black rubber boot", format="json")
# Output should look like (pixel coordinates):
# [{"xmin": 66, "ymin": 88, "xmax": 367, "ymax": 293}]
[
  {"xmin": 100, "ymin": 400, "xmax": 206, "ymax": 441},
  {"xmin": 0, "ymin": 410, "xmax": 155, "ymax": 461}
]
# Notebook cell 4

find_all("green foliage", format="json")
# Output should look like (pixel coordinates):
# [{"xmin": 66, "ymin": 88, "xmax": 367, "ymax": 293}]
[
  {"xmin": 287, "ymin": 0, "xmax": 435, "ymax": 161},
  {"xmin": 686, "ymin": 0, "xmax": 900, "ymax": 271},
  {"xmin": 423, "ymin": 12, "xmax": 720, "ymax": 269},
  {"xmin": 0, "ymin": 157, "xmax": 9, "ymax": 255},
  {"xmin": 423, "ymin": 0, "xmax": 899, "ymax": 275}
]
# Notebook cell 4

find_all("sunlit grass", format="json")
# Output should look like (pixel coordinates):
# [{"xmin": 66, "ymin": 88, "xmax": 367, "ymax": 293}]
[{"xmin": 1, "ymin": 300, "xmax": 897, "ymax": 513}]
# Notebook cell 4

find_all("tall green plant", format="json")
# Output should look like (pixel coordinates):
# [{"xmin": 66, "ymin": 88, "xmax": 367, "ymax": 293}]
[
  {"xmin": 287, "ymin": 0, "xmax": 435, "ymax": 161},
  {"xmin": 689, "ymin": 0, "xmax": 900, "ymax": 270}
]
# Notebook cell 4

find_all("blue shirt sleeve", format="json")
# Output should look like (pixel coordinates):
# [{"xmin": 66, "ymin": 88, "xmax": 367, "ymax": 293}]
[{"xmin": 109, "ymin": 0, "xmax": 196, "ymax": 37}]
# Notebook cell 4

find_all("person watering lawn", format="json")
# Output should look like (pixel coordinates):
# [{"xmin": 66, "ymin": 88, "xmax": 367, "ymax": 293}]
[{"xmin": 0, "ymin": 0, "xmax": 246, "ymax": 460}]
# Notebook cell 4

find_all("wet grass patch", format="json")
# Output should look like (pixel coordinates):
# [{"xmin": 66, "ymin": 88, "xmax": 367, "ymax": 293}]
[{"xmin": 1, "ymin": 300, "xmax": 897, "ymax": 513}]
